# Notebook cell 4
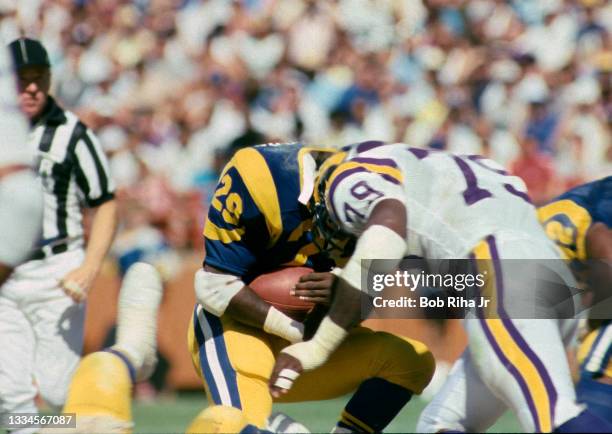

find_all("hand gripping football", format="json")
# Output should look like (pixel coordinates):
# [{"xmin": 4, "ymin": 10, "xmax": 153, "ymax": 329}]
[{"xmin": 249, "ymin": 267, "xmax": 315, "ymax": 321}]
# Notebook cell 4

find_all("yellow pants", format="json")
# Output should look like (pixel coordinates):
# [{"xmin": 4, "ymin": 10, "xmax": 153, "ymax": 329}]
[{"xmin": 188, "ymin": 305, "xmax": 434, "ymax": 428}]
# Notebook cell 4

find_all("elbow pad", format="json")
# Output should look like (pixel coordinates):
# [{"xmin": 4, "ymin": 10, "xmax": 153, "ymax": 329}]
[
  {"xmin": 340, "ymin": 225, "xmax": 406, "ymax": 290},
  {"xmin": 194, "ymin": 269, "xmax": 245, "ymax": 316}
]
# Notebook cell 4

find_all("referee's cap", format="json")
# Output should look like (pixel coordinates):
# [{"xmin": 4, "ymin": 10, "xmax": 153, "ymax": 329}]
[{"xmin": 8, "ymin": 37, "xmax": 50, "ymax": 70}]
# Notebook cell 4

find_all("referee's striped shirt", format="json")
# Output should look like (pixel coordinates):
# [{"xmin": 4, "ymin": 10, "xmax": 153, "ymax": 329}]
[{"xmin": 30, "ymin": 96, "xmax": 115, "ymax": 258}]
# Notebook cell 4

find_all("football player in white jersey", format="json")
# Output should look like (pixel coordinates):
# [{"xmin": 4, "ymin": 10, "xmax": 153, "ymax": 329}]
[
  {"xmin": 269, "ymin": 141, "xmax": 612, "ymax": 433},
  {"xmin": 0, "ymin": 37, "xmax": 42, "ymax": 285}
]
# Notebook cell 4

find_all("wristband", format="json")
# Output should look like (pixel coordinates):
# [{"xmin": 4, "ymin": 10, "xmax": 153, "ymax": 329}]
[
  {"xmin": 263, "ymin": 307, "xmax": 304, "ymax": 343},
  {"xmin": 282, "ymin": 316, "xmax": 348, "ymax": 370}
]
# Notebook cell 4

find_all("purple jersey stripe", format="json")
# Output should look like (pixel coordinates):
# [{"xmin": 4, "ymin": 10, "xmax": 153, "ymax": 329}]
[
  {"xmin": 479, "ymin": 317, "xmax": 542, "ymax": 432},
  {"xmin": 381, "ymin": 174, "xmax": 401, "ymax": 185},
  {"xmin": 328, "ymin": 166, "xmax": 369, "ymax": 222},
  {"xmin": 349, "ymin": 158, "xmax": 401, "ymax": 185},
  {"xmin": 504, "ymin": 184, "xmax": 533, "ymax": 204},
  {"xmin": 351, "ymin": 157, "xmax": 398, "ymax": 168},
  {"xmin": 407, "ymin": 147, "xmax": 430, "ymax": 159},
  {"xmin": 467, "ymin": 154, "xmax": 508, "ymax": 175},
  {"xmin": 355, "ymin": 140, "xmax": 387, "ymax": 153}
]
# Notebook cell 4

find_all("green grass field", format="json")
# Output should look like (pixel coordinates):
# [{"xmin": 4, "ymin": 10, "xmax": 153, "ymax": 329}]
[{"xmin": 132, "ymin": 393, "xmax": 522, "ymax": 433}]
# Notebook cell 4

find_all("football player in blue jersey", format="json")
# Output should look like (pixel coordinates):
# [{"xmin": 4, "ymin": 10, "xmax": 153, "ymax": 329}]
[
  {"xmin": 188, "ymin": 142, "xmax": 435, "ymax": 433},
  {"xmin": 538, "ymin": 176, "xmax": 612, "ymax": 424}
]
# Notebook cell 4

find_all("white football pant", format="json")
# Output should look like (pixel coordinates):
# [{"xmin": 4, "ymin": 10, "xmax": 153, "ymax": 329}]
[{"xmin": 418, "ymin": 233, "xmax": 584, "ymax": 433}]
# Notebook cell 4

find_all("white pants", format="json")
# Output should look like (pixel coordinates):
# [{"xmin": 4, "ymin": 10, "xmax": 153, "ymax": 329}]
[
  {"xmin": 0, "ymin": 249, "xmax": 85, "ymax": 417},
  {"xmin": 418, "ymin": 233, "xmax": 584, "ymax": 433},
  {"xmin": 418, "ymin": 318, "xmax": 582, "ymax": 433}
]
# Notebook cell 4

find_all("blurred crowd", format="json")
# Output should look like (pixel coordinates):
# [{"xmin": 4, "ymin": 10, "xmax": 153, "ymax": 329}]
[{"xmin": 1, "ymin": 0, "xmax": 610, "ymax": 274}]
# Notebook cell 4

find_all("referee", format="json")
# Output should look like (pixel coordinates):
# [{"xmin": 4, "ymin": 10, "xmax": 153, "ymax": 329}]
[{"xmin": 0, "ymin": 38, "xmax": 117, "ymax": 426}]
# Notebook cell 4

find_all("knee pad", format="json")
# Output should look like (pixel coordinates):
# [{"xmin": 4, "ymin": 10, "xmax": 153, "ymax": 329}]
[
  {"xmin": 186, "ymin": 405, "xmax": 250, "ymax": 434},
  {"xmin": 63, "ymin": 352, "xmax": 133, "ymax": 424},
  {"xmin": 375, "ymin": 332, "xmax": 436, "ymax": 394}
]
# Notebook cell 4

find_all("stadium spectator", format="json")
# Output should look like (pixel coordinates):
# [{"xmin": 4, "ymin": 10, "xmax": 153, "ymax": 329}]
[
  {"xmin": 0, "ymin": 0, "xmax": 609, "ymax": 310},
  {"xmin": 510, "ymin": 136, "xmax": 558, "ymax": 205}
]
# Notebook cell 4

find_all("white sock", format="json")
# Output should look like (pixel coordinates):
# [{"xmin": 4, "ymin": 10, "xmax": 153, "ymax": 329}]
[{"xmin": 112, "ymin": 262, "xmax": 163, "ymax": 382}]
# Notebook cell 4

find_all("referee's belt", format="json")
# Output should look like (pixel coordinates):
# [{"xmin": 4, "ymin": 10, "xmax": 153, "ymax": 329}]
[{"xmin": 29, "ymin": 243, "xmax": 69, "ymax": 261}]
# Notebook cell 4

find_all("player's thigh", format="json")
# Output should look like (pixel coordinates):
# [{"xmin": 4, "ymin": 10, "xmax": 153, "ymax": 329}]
[
  {"xmin": 32, "ymin": 296, "xmax": 86, "ymax": 409},
  {"xmin": 417, "ymin": 351, "xmax": 506, "ymax": 433},
  {"xmin": 280, "ymin": 327, "xmax": 434, "ymax": 402},
  {"xmin": 0, "ymin": 296, "xmax": 37, "ymax": 412},
  {"xmin": 190, "ymin": 305, "xmax": 276, "ymax": 428},
  {"xmin": 466, "ymin": 318, "xmax": 582, "ymax": 433}
]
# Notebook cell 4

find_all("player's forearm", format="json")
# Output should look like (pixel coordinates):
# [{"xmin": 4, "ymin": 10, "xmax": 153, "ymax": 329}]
[
  {"xmin": 225, "ymin": 286, "xmax": 273, "ymax": 328},
  {"xmin": 326, "ymin": 277, "xmax": 367, "ymax": 330},
  {"xmin": 199, "ymin": 265, "xmax": 304, "ymax": 342},
  {"xmin": 296, "ymin": 277, "xmax": 367, "ymax": 364},
  {"xmin": 200, "ymin": 264, "xmax": 269, "ymax": 327},
  {"xmin": 83, "ymin": 199, "xmax": 118, "ymax": 271},
  {"xmin": 227, "ymin": 287, "xmax": 304, "ymax": 342},
  {"xmin": 287, "ymin": 276, "xmax": 365, "ymax": 367}
]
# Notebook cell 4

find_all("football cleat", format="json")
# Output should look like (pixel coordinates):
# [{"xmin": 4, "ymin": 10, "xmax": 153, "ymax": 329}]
[{"xmin": 266, "ymin": 412, "xmax": 310, "ymax": 433}]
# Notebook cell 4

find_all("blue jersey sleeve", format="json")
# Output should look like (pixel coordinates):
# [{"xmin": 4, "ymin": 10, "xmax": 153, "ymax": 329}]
[{"xmin": 203, "ymin": 162, "xmax": 269, "ymax": 276}]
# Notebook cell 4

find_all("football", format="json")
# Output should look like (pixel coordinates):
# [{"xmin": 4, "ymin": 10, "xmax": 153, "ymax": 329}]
[{"xmin": 249, "ymin": 266, "xmax": 315, "ymax": 321}]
